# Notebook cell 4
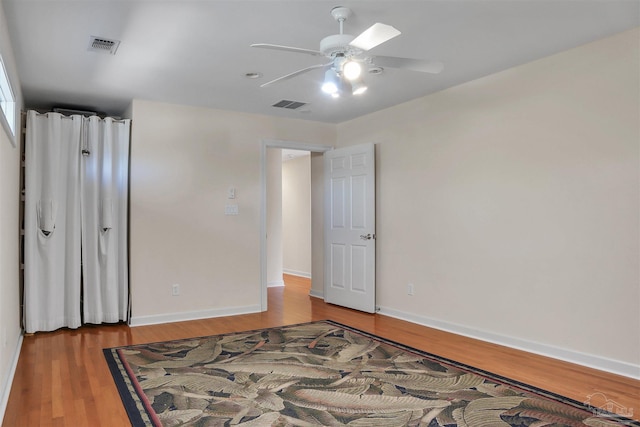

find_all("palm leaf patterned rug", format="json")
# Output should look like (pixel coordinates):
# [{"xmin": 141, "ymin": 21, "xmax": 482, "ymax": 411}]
[{"xmin": 104, "ymin": 320, "xmax": 638, "ymax": 427}]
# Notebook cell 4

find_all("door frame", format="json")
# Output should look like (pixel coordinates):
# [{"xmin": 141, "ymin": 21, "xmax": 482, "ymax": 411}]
[{"xmin": 259, "ymin": 139, "xmax": 332, "ymax": 311}]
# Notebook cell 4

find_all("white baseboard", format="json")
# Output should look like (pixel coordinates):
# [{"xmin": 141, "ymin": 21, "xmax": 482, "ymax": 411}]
[
  {"xmin": 129, "ymin": 305, "xmax": 262, "ymax": 327},
  {"xmin": 309, "ymin": 289, "xmax": 324, "ymax": 299},
  {"xmin": 377, "ymin": 306, "xmax": 640, "ymax": 380},
  {"xmin": 0, "ymin": 332, "xmax": 23, "ymax": 425},
  {"xmin": 283, "ymin": 269, "xmax": 312, "ymax": 279},
  {"xmin": 267, "ymin": 280, "xmax": 285, "ymax": 288}
]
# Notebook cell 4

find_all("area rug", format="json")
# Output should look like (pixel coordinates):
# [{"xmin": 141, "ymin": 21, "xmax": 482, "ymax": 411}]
[{"xmin": 104, "ymin": 320, "xmax": 638, "ymax": 426}]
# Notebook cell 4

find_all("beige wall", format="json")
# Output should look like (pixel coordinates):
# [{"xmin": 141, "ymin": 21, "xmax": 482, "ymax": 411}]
[
  {"xmin": 128, "ymin": 99, "xmax": 334, "ymax": 323},
  {"xmin": 0, "ymin": 1, "xmax": 23, "ymax": 417},
  {"xmin": 282, "ymin": 155, "xmax": 311, "ymax": 277},
  {"xmin": 0, "ymin": 117, "xmax": 20, "ymax": 419},
  {"xmin": 266, "ymin": 148, "xmax": 283, "ymax": 286},
  {"xmin": 336, "ymin": 28, "xmax": 640, "ymax": 373}
]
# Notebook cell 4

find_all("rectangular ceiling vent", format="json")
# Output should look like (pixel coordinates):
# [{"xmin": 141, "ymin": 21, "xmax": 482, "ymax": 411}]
[
  {"xmin": 88, "ymin": 36, "xmax": 120, "ymax": 55},
  {"xmin": 272, "ymin": 100, "xmax": 307, "ymax": 110}
]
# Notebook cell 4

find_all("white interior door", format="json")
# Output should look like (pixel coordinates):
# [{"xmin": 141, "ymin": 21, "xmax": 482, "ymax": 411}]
[{"xmin": 324, "ymin": 143, "xmax": 375, "ymax": 313}]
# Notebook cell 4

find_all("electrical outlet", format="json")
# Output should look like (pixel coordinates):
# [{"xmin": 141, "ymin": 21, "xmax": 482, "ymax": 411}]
[
  {"xmin": 407, "ymin": 283, "xmax": 414, "ymax": 296},
  {"xmin": 172, "ymin": 284, "xmax": 180, "ymax": 296},
  {"xmin": 225, "ymin": 204, "xmax": 239, "ymax": 215}
]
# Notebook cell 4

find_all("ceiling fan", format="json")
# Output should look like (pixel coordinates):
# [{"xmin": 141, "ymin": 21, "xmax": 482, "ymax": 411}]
[{"xmin": 251, "ymin": 6, "xmax": 443, "ymax": 97}]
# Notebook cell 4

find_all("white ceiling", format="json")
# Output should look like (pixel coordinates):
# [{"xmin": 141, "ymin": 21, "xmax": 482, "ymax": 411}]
[{"xmin": 3, "ymin": 1, "xmax": 639, "ymax": 124}]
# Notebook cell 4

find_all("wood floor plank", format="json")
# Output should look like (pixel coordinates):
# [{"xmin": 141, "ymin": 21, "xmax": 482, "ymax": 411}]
[
  {"xmin": 3, "ymin": 274, "xmax": 638, "ymax": 425},
  {"xmin": 50, "ymin": 358, "xmax": 63, "ymax": 419}
]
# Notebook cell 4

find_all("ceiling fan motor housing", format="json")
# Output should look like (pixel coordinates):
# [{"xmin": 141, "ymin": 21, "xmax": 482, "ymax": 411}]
[{"xmin": 320, "ymin": 34, "xmax": 359, "ymax": 57}]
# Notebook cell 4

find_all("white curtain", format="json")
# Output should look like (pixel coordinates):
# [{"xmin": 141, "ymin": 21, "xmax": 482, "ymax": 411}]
[
  {"xmin": 24, "ymin": 111, "xmax": 83, "ymax": 333},
  {"xmin": 81, "ymin": 116, "xmax": 130, "ymax": 324},
  {"xmin": 24, "ymin": 110, "xmax": 130, "ymax": 333}
]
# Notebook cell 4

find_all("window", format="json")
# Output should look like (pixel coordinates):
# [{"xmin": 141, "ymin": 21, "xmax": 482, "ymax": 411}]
[{"xmin": 0, "ymin": 54, "xmax": 16, "ymax": 144}]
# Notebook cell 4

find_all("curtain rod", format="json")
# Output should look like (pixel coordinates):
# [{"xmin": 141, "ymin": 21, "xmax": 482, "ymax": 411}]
[{"xmin": 23, "ymin": 110, "xmax": 130, "ymax": 124}]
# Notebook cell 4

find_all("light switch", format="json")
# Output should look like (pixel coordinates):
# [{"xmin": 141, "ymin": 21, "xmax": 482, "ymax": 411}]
[
  {"xmin": 225, "ymin": 204, "xmax": 239, "ymax": 215},
  {"xmin": 228, "ymin": 187, "xmax": 236, "ymax": 199}
]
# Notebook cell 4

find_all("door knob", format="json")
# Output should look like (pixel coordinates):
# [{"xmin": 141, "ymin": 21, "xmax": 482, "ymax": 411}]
[{"xmin": 360, "ymin": 233, "xmax": 373, "ymax": 240}]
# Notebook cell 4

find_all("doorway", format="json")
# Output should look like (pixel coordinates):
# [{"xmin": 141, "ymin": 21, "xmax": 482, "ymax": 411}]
[
  {"xmin": 281, "ymin": 149, "xmax": 312, "ymax": 281},
  {"xmin": 260, "ymin": 140, "xmax": 331, "ymax": 311}
]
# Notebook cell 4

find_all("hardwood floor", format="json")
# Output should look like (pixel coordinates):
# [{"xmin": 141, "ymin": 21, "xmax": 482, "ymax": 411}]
[{"xmin": 3, "ymin": 274, "xmax": 639, "ymax": 426}]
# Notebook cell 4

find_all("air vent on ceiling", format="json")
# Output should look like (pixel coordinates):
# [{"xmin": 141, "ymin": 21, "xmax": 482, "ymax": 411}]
[
  {"xmin": 272, "ymin": 100, "xmax": 307, "ymax": 110},
  {"xmin": 88, "ymin": 36, "xmax": 120, "ymax": 55}
]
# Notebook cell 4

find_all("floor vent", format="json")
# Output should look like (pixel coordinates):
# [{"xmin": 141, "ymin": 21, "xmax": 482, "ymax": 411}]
[
  {"xmin": 272, "ymin": 100, "xmax": 307, "ymax": 110},
  {"xmin": 88, "ymin": 36, "xmax": 120, "ymax": 55}
]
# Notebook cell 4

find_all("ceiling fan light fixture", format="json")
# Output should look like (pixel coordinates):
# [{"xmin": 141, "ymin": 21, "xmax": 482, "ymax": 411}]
[
  {"xmin": 321, "ymin": 69, "xmax": 339, "ymax": 94},
  {"xmin": 322, "ymin": 81, "xmax": 338, "ymax": 94},
  {"xmin": 338, "ymin": 77, "xmax": 352, "ymax": 96},
  {"xmin": 352, "ymin": 78, "xmax": 368, "ymax": 95},
  {"xmin": 343, "ymin": 60, "xmax": 361, "ymax": 80}
]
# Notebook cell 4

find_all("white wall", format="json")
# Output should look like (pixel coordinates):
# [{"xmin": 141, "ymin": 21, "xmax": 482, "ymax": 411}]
[
  {"xmin": 282, "ymin": 155, "xmax": 311, "ymax": 278},
  {"xmin": 0, "ymin": 1, "xmax": 23, "ymax": 420},
  {"xmin": 128, "ymin": 99, "xmax": 335, "ymax": 325},
  {"xmin": 336, "ymin": 28, "xmax": 640, "ymax": 377}
]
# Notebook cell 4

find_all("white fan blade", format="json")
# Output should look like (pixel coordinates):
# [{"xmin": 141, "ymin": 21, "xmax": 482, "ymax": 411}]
[
  {"xmin": 372, "ymin": 55, "xmax": 444, "ymax": 74},
  {"xmin": 349, "ymin": 23, "xmax": 401, "ymax": 51},
  {"xmin": 251, "ymin": 43, "xmax": 323, "ymax": 57},
  {"xmin": 260, "ymin": 62, "xmax": 332, "ymax": 88}
]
